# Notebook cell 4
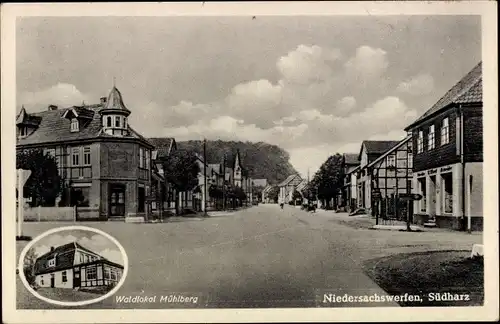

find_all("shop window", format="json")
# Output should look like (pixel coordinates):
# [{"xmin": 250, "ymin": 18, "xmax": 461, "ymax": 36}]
[
  {"xmin": 419, "ymin": 178, "xmax": 426, "ymax": 212},
  {"xmin": 70, "ymin": 187, "xmax": 90, "ymax": 207},
  {"xmin": 442, "ymin": 173, "xmax": 453, "ymax": 213}
]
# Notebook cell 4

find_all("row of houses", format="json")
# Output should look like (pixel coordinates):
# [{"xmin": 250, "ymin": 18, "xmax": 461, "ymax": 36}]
[
  {"xmin": 277, "ymin": 62, "xmax": 483, "ymax": 231},
  {"xmin": 345, "ymin": 62, "xmax": 483, "ymax": 231},
  {"xmin": 16, "ymin": 86, "xmax": 264, "ymax": 222}
]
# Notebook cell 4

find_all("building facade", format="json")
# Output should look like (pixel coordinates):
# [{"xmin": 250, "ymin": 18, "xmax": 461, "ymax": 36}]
[
  {"xmin": 339, "ymin": 153, "xmax": 360, "ymax": 211},
  {"xmin": 16, "ymin": 87, "xmax": 155, "ymax": 221},
  {"xmin": 405, "ymin": 62, "xmax": 483, "ymax": 231},
  {"xmin": 278, "ymin": 174, "xmax": 303, "ymax": 204},
  {"xmin": 33, "ymin": 242, "xmax": 124, "ymax": 290},
  {"xmin": 356, "ymin": 140, "xmax": 401, "ymax": 214},
  {"xmin": 368, "ymin": 136, "xmax": 414, "ymax": 221}
]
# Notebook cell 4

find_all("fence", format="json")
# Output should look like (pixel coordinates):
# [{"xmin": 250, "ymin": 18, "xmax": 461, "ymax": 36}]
[{"xmin": 22, "ymin": 206, "xmax": 76, "ymax": 222}]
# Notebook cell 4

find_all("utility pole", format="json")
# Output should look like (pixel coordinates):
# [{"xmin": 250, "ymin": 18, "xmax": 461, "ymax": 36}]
[
  {"xmin": 222, "ymin": 153, "xmax": 226, "ymax": 210},
  {"xmin": 203, "ymin": 138, "xmax": 208, "ymax": 217}
]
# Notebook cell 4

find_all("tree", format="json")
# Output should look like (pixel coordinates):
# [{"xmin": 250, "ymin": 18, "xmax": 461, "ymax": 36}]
[
  {"xmin": 23, "ymin": 248, "xmax": 37, "ymax": 287},
  {"xmin": 266, "ymin": 186, "xmax": 279, "ymax": 203},
  {"xmin": 161, "ymin": 150, "xmax": 200, "ymax": 214},
  {"xmin": 233, "ymin": 186, "xmax": 247, "ymax": 201},
  {"xmin": 292, "ymin": 190, "xmax": 302, "ymax": 205},
  {"xmin": 311, "ymin": 153, "xmax": 344, "ymax": 209},
  {"xmin": 16, "ymin": 149, "xmax": 62, "ymax": 207}
]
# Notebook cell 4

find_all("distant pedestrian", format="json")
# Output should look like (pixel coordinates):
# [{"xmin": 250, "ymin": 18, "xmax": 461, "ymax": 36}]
[{"xmin": 280, "ymin": 202, "xmax": 284, "ymax": 209}]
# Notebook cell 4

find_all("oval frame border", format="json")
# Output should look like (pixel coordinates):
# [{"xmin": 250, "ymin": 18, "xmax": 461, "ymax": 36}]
[{"xmin": 17, "ymin": 225, "xmax": 129, "ymax": 307}]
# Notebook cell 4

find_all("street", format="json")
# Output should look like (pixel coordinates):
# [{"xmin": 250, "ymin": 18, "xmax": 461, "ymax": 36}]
[{"xmin": 16, "ymin": 204, "xmax": 482, "ymax": 309}]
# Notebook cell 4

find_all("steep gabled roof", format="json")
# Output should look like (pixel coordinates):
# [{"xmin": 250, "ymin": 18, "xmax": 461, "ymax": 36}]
[
  {"xmin": 16, "ymin": 87, "xmax": 153, "ymax": 148},
  {"xmin": 252, "ymin": 178, "xmax": 268, "ymax": 188},
  {"xmin": 343, "ymin": 153, "xmax": 360, "ymax": 165},
  {"xmin": 278, "ymin": 174, "xmax": 302, "ymax": 187},
  {"xmin": 405, "ymin": 61, "xmax": 482, "ymax": 130},
  {"xmin": 149, "ymin": 138, "xmax": 176, "ymax": 160},
  {"xmin": 367, "ymin": 136, "xmax": 411, "ymax": 168}
]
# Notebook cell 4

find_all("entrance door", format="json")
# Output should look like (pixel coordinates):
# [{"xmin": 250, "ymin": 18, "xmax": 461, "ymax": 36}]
[
  {"xmin": 429, "ymin": 176, "xmax": 437, "ymax": 217},
  {"xmin": 50, "ymin": 274, "xmax": 55, "ymax": 288},
  {"xmin": 110, "ymin": 185, "xmax": 126, "ymax": 217},
  {"xmin": 73, "ymin": 267, "xmax": 81, "ymax": 288}
]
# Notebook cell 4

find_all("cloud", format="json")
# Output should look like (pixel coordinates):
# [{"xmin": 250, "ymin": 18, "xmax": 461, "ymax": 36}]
[
  {"xmin": 345, "ymin": 46, "xmax": 389, "ymax": 85},
  {"xmin": 277, "ymin": 45, "xmax": 342, "ymax": 84},
  {"xmin": 397, "ymin": 73, "xmax": 435, "ymax": 95},
  {"xmin": 34, "ymin": 234, "xmax": 79, "ymax": 257},
  {"xmin": 19, "ymin": 83, "xmax": 91, "ymax": 111},
  {"xmin": 33, "ymin": 233, "xmax": 123, "ymax": 265}
]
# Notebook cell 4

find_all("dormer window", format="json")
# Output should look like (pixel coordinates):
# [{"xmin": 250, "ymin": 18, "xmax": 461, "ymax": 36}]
[
  {"xmin": 48, "ymin": 257, "xmax": 56, "ymax": 267},
  {"xmin": 70, "ymin": 118, "xmax": 79, "ymax": 132},
  {"xmin": 19, "ymin": 127, "xmax": 28, "ymax": 137}
]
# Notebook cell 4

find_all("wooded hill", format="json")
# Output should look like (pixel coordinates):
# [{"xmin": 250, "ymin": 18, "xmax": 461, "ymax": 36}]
[{"xmin": 149, "ymin": 139, "xmax": 298, "ymax": 185}]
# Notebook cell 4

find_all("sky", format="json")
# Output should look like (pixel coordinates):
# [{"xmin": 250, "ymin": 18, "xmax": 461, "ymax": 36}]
[
  {"xmin": 16, "ymin": 15, "xmax": 481, "ymax": 176},
  {"xmin": 31, "ymin": 230, "xmax": 124, "ymax": 265}
]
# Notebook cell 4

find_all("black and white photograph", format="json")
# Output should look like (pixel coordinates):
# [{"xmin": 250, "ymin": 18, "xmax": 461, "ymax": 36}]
[
  {"xmin": 2, "ymin": 2, "xmax": 498, "ymax": 323},
  {"xmin": 17, "ymin": 226, "xmax": 127, "ymax": 307}
]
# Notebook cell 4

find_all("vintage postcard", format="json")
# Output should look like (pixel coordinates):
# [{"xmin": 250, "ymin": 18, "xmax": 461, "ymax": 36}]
[{"xmin": 2, "ymin": 1, "xmax": 498, "ymax": 323}]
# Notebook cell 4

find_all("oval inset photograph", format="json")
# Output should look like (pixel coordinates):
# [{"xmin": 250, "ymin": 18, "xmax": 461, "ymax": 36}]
[{"xmin": 18, "ymin": 226, "xmax": 128, "ymax": 307}]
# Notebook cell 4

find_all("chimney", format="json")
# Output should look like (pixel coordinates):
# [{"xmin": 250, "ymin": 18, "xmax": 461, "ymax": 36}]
[
  {"xmin": 50, "ymin": 247, "xmax": 55, "ymax": 252},
  {"xmin": 48, "ymin": 105, "xmax": 58, "ymax": 111},
  {"xmin": 100, "ymin": 97, "xmax": 107, "ymax": 104}
]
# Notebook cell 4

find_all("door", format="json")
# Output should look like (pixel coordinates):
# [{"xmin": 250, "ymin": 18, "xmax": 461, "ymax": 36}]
[
  {"xmin": 110, "ymin": 185, "xmax": 126, "ymax": 217},
  {"xmin": 50, "ymin": 274, "xmax": 55, "ymax": 288},
  {"xmin": 73, "ymin": 267, "xmax": 81, "ymax": 288}
]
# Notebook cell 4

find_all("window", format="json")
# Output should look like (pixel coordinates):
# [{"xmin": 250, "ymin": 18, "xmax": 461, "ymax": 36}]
[
  {"xmin": 86, "ymin": 266, "xmax": 97, "ymax": 280},
  {"xmin": 115, "ymin": 116, "xmax": 121, "ymax": 128},
  {"xmin": 48, "ymin": 258, "xmax": 56, "ymax": 267},
  {"xmin": 123, "ymin": 118, "xmax": 127, "ymax": 128},
  {"xmin": 418, "ymin": 178, "xmax": 426, "ymax": 212},
  {"xmin": 104, "ymin": 267, "xmax": 111, "ymax": 279},
  {"xmin": 45, "ymin": 148, "xmax": 56, "ymax": 157},
  {"xmin": 80, "ymin": 254, "xmax": 84, "ymax": 263},
  {"xmin": 106, "ymin": 116, "xmax": 112, "ymax": 127},
  {"xmin": 62, "ymin": 271, "xmax": 67, "ymax": 282},
  {"xmin": 442, "ymin": 173, "xmax": 453, "ymax": 213},
  {"xmin": 417, "ymin": 131, "xmax": 424, "ymax": 153},
  {"xmin": 40, "ymin": 277, "xmax": 44, "ymax": 285},
  {"xmin": 83, "ymin": 146, "xmax": 91, "ymax": 165},
  {"xmin": 145, "ymin": 150, "xmax": 150, "ymax": 170},
  {"xmin": 387, "ymin": 155, "xmax": 396, "ymax": 167},
  {"xmin": 70, "ymin": 118, "xmax": 79, "ymax": 132},
  {"xmin": 110, "ymin": 268, "xmax": 118, "ymax": 280},
  {"xmin": 19, "ymin": 127, "xmax": 27, "ymax": 137},
  {"xmin": 70, "ymin": 187, "xmax": 90, "ymax": 206},
  {"xmin": 72, "ymin": 148, "xmax": 80, "ymax": 166},
  {"xmin": 408, "ymin": 152, "xmax": 413, "ymax": 167},
  {"xmin": 428, "ymin": 125, "xmax": 435, "ymax": 150},
  {"xmin": 441, "ymin": 117, "xmax": 449, "ymax": 145},
  {"xmin": 139, "ymin": 148, "xmax": 144, "ymax": 168}
]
